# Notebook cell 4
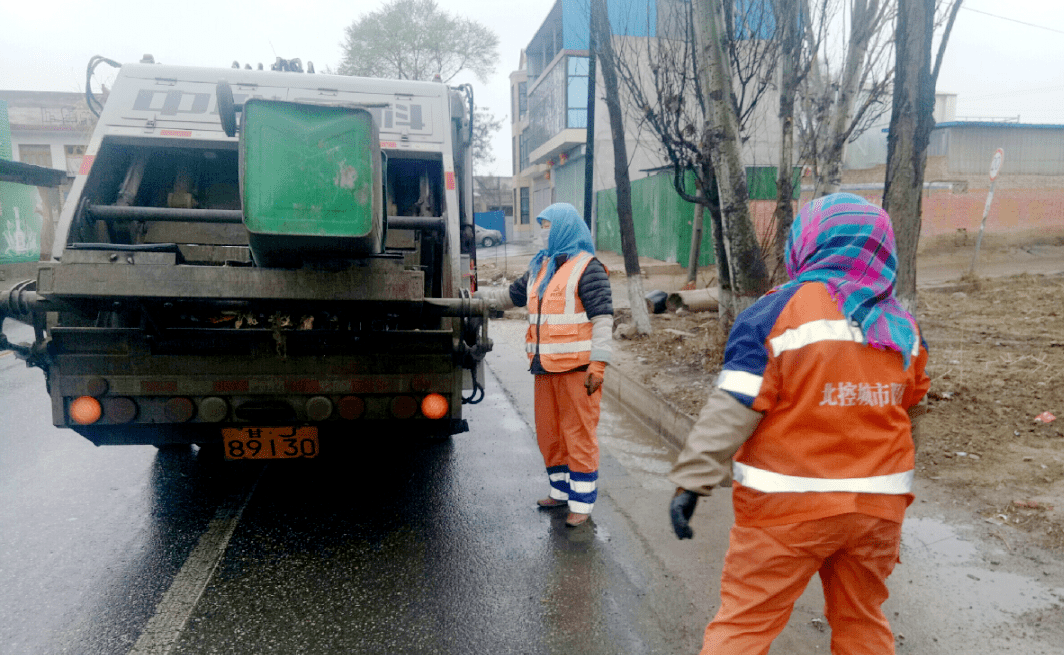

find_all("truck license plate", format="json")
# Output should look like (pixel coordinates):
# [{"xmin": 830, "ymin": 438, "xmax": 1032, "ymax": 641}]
[{"xmin": 222, "ymin": 427, "xmax": 319, "ymax": 460}]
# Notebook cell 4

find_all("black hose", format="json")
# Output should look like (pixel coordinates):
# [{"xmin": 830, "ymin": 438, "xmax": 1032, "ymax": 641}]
[
  {"xmin": 462, "ymin": 366, "xmax": 485, "ymax": 404},
  {"xmin": 85, "ymin": 56, "xmax": 121, "ymax": 118}
]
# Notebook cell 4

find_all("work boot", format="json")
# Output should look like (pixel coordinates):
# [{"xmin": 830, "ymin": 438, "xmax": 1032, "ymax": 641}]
[
  {"xmin": 537, "ymin": 497, "xmax": 567, "ymax": 509},
  {"xmin": 565, "ymin": 512, "xmax": 590, "ymax": 527}
]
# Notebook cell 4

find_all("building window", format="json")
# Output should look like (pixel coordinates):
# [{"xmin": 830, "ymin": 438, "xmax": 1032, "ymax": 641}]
[
  {"xmin": 18, "ymin": 144, "xmax": 52, "ymax": 169},
  {"xmin": 519, "ymin": 131, "xmax": 530, "ymax": 173},
  {"xmin": 520, "ymin": 187, "xmax": 530, "ymax": 225},
  {"xmin": 64, "ymin": 145, "xmax": 87, "ymax": 176},
  {"xmin": 567, "ymin": 56, "xmax": 589, "ymax": 129},
  {"xmin": 518, "ymin": 81, "xmax": 528, "ymax": 121}
]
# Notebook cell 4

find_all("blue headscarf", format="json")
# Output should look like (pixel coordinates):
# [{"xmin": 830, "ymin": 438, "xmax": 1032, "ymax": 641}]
[{"xmin": 527, "ymin": 203, "xmax": 596, "ymax": 297}]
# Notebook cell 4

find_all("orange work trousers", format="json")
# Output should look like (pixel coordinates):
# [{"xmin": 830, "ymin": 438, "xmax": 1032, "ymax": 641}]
[
  {"xmin": 534, "ymin": 370, "xmax": 601, "ymax": 511},
  {"xmin": 702, "ymin": 512, "xmax": 903, "ymax": 655}
]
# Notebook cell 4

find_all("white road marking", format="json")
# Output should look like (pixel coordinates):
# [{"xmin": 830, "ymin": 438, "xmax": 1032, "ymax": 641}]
[{"xmin": 127, "ymin": 466, "xmax": 264, "ymax": 655}]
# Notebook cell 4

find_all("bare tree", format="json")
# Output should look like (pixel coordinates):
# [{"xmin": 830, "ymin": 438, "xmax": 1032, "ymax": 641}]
[
  {"xmin": 798, "ymin": 0, "xmax": 897, "ymax": 197},
  {"xmin": 592, "ymin": 0, "xmax": 652, "ymax": 334},
  {"xmin": 610, "ymin": 0, "xmax": 775, "ymax": 316},
  {"xmin": 768, "ymin": 0, "xmax": 815, "ymax": 283},
  {"xmin": 884, "ymin": 0, "xmax": 963, "ymax": 312},
  {"xmin": 692, "ymin": 0, "xmax": 770, "ymax": 322}
]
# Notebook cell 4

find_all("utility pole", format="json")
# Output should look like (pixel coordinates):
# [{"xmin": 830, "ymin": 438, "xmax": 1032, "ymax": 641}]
[{"xmin": 582, "ymin": 5, "xmax": 597, "ymax": 230}]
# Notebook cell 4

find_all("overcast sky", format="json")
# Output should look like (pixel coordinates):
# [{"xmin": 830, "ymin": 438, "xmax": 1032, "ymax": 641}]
[{"xmin": 2, "ymin": 0, "xmax": 1062, "ymax": 176}]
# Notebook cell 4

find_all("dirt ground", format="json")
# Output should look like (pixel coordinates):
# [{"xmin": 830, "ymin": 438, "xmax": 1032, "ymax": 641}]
[{"xmin": 479, "ymin": 237, "xmax": 1064, "ymax": 551}]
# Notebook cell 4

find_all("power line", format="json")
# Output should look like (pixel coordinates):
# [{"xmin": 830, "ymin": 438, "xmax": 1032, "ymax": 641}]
[{"xmin": 961, "ymin": 6, "xmax": 1064, "ymax": 35}]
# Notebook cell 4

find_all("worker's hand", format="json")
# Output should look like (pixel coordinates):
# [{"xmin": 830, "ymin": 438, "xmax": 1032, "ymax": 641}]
[
  {"xmin": 669, "ymin": 488, "xmax": 699, "ymax": 539},
  {"xmin": 584, "ymin": 372, "xmax": 603, "ymax": 395}
]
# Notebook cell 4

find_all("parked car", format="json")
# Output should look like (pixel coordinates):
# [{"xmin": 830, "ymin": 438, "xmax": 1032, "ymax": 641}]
[{"xmin": 475, "ymin": 224, "xmax": 503, "ymax": 248}]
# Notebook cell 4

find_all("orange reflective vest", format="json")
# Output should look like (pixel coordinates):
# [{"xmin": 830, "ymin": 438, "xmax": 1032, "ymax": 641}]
[{"xmin": 526, "ymin": 252, "xmax": 595, "ymax": 372}]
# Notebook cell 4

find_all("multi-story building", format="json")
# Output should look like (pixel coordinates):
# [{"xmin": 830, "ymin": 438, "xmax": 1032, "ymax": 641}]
[
  {"xmin": 0, "ymin": 91, "xmax": 96, "ymax": 202},
  {"xmin": 510, "ymin": 0, "xmax": 780, "ymax": 264}
]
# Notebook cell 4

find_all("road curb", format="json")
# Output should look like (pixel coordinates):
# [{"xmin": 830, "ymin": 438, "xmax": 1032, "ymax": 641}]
[{"xmin": 602, "ymin": 363, "xmax": 694, "ymax": 452}]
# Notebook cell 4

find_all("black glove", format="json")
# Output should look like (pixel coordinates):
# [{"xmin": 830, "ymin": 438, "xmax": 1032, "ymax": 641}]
[{"xmin": 669, "ymin": 488, "xmax": 699, "ymax": 539}]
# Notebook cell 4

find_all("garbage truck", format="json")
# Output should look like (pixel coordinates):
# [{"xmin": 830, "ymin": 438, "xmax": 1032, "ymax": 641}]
[{"xmin": 0, "ymin": 57, "xmax": 492, "ymax": 459}]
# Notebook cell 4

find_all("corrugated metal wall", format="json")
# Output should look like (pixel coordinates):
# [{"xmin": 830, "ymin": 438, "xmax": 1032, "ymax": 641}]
[
  {"xmin": 929, "ymin": 124, "xmax": 1064, "ymax": 176},
  {"xmin": 595, "ymin": 171, "xmax": 715, "ymax": 266}
]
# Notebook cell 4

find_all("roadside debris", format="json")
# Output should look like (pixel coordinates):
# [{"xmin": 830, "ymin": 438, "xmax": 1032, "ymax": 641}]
[{"xmin": 1034, "ymin": 411, "xmax": 1056, "ymax": 423}]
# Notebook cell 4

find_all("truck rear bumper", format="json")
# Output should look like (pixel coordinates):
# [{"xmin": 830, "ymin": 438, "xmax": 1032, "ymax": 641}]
[{"xmin": 74, "ymin": 419, "xmax": 469, "ymax": 447}]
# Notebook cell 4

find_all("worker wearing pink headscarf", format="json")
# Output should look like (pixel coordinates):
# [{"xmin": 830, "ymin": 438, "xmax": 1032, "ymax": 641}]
[{"xmin": 669, "ymin": 193, "xmax": 930, "ymax": 654}]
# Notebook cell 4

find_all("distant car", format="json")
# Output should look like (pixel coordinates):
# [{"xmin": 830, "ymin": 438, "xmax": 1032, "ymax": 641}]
[{"xmin": 475, "ymin": 224, "xmax": 503, "ymax": 248}]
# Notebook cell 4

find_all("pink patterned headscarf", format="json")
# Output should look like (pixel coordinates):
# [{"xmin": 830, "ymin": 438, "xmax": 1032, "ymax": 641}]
[{"xmin": 780, "ymin": 193, "xmax": 919, "ymax": 366}]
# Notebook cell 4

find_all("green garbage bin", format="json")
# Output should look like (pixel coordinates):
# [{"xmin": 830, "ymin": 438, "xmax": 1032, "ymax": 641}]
[{"xmin": 240, "ymin": 99, "xmax": 384, "ymax": 267}]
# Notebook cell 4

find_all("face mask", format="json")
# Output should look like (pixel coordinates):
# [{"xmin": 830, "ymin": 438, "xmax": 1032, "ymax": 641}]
[{"xmin": 540, "ymin": 228, "xmax": 550, "ymax": 248}]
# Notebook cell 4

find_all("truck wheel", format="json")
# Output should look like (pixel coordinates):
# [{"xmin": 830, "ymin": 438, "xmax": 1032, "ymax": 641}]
[{"xmin": 480, "ymin": 236, "xmax": 496, "ymax": 248}]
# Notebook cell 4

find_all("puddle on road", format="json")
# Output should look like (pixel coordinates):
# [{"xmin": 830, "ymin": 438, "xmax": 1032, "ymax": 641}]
[
  {"xmin": 598, "ymin": 400, "xmax": 679, "ymax": 492},
  {"xmin": 903, "ymin": 517, "xmax": 1063, "ymax": 621}
]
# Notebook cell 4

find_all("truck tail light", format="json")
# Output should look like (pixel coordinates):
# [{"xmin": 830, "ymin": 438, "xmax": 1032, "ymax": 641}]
[
  {"xmin": 199, "ymin": 397, "xmax": 229, "ymax": 422},
  {"xmin": 421, "ymin": 393, "xmax": 448, "ymax": 419},
  {"xmin": 390, "ymin": 395, "xmax": 418, "ymax": 419},
  {"xmin": 338, "ymin": 396, "xmax": 365, "ymax": 420},
  {"xmin": 164, "ymin": 397, "xmax": 195, "ymax": 423},
  {"xmin": 70, "ymin": 397, "xmax": 102, "ymax": 425},
  {"xmin": 306, "ymin": 396, "xmax": 333, "ymax": 421},
  {"xmin": 105, "ymin": 397, "xmax": 138, "ymax": 424}
]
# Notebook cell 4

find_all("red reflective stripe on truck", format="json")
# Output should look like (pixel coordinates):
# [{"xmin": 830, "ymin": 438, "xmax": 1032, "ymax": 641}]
[
  {"xmin": 213, "ymin": 379, "xmax": 249, "ymax": 393},
  {"xmin": 446, "ymin": 171, "xmax": 455, "ymax": 190},
  {"xmin": 284, "ymin": 379, "xmax": 322, "ymax": 393},
  {"xmin": 78, "ymin": 155, "xmax": 95, "ymax": 176},
  {"xmin": 160, "ymin": 130, "xmax": 193, "ymax": 137}
]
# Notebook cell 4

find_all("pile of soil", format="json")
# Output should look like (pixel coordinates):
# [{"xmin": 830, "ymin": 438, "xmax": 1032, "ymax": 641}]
[{"xmin": 611, "ymin": 272, "xmax": 1064, "ymax": 550}]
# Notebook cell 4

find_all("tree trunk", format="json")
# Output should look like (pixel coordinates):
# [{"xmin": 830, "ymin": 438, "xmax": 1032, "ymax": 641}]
[
  {"xmin": 592, "ymin": 0, "xmax": 651, "ymax": 334},
  {"xmin": 771, "ymin": 0, "xmax": 799, "ymax": 284},
  {"xmin": 812, "ymin": 0, "xmax": 882, "ymax": 198},
  {"xmin": 691, "ymin": 0, "xmax": 769, "ymax": 326},
  {"xmin": 684, "ymin": 202, "xmax": 705, "ymax": 289},
  {"xmin": 883, "ymin": 0, "xmax": 935, "ymax": 314}
]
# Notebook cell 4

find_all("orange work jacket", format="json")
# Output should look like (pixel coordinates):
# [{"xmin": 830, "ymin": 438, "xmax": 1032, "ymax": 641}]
[
  {"xmin": 526, "ymin": 252, "xmax": 595, "ymax": 373},
  {"xmin": 718, "ymin": 282, "xmax": 930, "ymax": 527}
]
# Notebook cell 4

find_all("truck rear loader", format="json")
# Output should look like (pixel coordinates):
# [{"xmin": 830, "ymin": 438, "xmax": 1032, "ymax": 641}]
[{"xmin": 0, "ymin": 57, "xmax": 492, "ymax": 460}]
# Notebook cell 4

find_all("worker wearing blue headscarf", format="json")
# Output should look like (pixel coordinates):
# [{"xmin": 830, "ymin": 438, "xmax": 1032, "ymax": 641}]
[{"xmin": 475, "ymin": 203, "xmax": 614, "ymax": 528}]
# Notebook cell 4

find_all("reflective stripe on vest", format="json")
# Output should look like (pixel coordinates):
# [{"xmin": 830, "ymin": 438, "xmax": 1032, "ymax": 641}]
[
  {"xmin": 732, "ymin": 461, "xmax": 914, "ymax": 494},
  {"xmin": 526, "ymin": 252, "xmax": 594, "ymax": 367},
  {"xmin": 718, "ymin": 369, "xmax": 763, "ymax": 398},
  {"xmin": 770, "ymin": 317, "xmax": 921, "ymax": 359}
]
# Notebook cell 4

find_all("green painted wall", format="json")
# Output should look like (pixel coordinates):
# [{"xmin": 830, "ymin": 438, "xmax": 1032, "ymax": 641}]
[
  {"xmin": 595, "ymin": 170, "xmax": 715, "ymax": 267},
  {"xmin": 1, "ymin": 100, "xmax": 43, "ymax": 265},
  {"xmin": 746, "ymin": 166, "xmax": 803, "ymax": 200}
]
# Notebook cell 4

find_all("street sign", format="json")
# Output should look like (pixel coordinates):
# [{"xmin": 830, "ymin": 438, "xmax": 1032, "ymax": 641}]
[
  {"xmin": 988, "ymin": 148, "xmax": 1004, "ymax": 181},
  {"xmin": 971, "ymin": 148, "xmax": 1006, "ymax": 276}
]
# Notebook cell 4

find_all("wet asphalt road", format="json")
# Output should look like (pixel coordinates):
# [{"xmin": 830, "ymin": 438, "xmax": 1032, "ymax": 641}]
[{"xmin": 0, "ymin": 318, "xmax": 688, "ymax": 655}]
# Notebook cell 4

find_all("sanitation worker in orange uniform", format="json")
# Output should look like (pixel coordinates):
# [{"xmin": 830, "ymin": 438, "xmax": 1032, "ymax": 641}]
[
  {"xmin": 475, "ymin": 203, "xmax": 613, "ymax": 528},
  {"xmin": 669, "ymin": 193, "xmax": 930, "ymax": 655}
]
